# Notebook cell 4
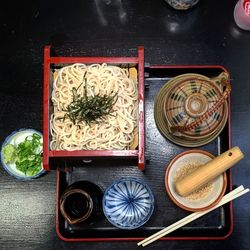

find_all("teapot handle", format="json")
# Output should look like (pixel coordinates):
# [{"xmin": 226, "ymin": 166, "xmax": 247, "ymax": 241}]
[{"xmin": 170, "ymin": 72, "xmax": 231, "ymax": 134}]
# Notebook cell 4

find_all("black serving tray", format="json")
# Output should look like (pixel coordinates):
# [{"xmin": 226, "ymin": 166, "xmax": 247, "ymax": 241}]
[{"xmin": 56, "ymin": 66, "xmax": 232, "ymax": 241}]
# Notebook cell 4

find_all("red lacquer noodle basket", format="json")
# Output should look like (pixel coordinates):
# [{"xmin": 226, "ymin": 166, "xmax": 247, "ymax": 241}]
[{"xmin": 43, "ymin": 46, "xmax": 145, "ymax": 171}]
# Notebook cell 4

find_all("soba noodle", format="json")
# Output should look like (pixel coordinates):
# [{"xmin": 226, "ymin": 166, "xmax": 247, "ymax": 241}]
[{"xmin": 50, "ymin": 63, "xmax": 138, "ymax": 150}]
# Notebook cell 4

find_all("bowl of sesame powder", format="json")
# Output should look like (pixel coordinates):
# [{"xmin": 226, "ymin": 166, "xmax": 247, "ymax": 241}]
[{"xmin": 165, "ymin": 150, "xmax": 227, "ymax": 212}]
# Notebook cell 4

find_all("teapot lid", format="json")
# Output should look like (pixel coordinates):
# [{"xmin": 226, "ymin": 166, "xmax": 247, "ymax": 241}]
[{"xmin": 154, "ymin": 73, "xmax": 230, "ymax": 147}]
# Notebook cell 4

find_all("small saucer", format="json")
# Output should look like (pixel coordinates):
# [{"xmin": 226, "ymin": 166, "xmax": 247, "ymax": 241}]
[
  {"xmin": 165, "ymin": 150, "xmax": 227, "ymax": 212},
  {"xmin": 1, "ymin": 129, "xmax": 45, "ymax": 180}
]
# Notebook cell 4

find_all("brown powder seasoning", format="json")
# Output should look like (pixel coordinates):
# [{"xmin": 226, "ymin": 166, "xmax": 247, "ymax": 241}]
[{"xmin": 174, "ymin": 161, "xmax": 213, "ymax": 201}]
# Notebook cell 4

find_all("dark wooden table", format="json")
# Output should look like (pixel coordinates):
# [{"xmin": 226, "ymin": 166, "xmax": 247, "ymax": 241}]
[{"xmin": 0, "ymin": 0, "xmax": 250, "ymax": 249}]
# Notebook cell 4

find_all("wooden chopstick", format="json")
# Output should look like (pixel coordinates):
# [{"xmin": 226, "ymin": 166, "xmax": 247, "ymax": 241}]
[
  {"xmin": 139, "ymin": 186, "xmax": 248, "ymax": 247},
  {"xmin": 138, "ymin": 185, "xmax": 244, "ymax": 246},
  {"xmin": 138, "ymin": 186, "xmax": 249, "ymax": 247}
]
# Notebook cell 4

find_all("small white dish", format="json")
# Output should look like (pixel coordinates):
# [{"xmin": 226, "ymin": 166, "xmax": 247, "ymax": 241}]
[
  {"xmin": 1, "ymin": 129, "xmax": 45, "ymax": 180},
  {"xmin": 165, "ymin": 150, "xmax": 227, "ymax": 212}
]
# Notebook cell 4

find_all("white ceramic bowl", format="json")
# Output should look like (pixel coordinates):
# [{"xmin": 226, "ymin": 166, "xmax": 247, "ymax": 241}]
[
  {"xmin": 165, "ymin": 150, "xmax": 227, "ymax": 212},
  {"xmin": 1, "ymin": 129, "xmax": 45, "ymax": 180}
]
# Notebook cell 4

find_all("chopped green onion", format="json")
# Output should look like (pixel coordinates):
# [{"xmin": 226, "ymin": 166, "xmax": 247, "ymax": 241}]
[{"xmin": 3, "ymin": 133, "xmax": 42, "ymax": 176}]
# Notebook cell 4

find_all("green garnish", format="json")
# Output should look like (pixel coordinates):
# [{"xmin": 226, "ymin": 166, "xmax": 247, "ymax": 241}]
[
  {"xmin": 2, "ymin": 144, "xmax": 17, "ymax": 164},
  {"xmin": 2, "ymin": 133, "xmax": 42, "ymax": 176},
  {"xmin": 63, "ymin": 78, "xmax": 118, "ymax": 125}
]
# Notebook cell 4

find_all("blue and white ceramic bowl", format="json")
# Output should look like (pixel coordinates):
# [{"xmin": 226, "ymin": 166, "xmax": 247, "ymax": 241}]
[
  {"xmin": 1, "ymin": 129, "xmax": 45, "ymax": 180},
  {"xmin": 103, "ymin": 177, "xmax": 154, "ymax": 229}
]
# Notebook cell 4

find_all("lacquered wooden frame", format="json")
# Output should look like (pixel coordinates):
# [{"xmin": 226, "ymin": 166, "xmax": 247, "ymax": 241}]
[{"xmin": 43, "ymin": 46, "xmax": 145, "ymax": 171}]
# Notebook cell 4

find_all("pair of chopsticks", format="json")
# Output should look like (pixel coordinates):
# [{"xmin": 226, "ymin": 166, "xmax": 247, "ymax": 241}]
[{"xmin": 138, "ymin": 185, "xmax": 249, "ymax": 247}]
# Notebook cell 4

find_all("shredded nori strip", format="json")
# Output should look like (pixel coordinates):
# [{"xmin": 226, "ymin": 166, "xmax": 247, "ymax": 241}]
[{"xmin": 63, "ymin": 78, "xmax": 118, "ymax": 125}]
